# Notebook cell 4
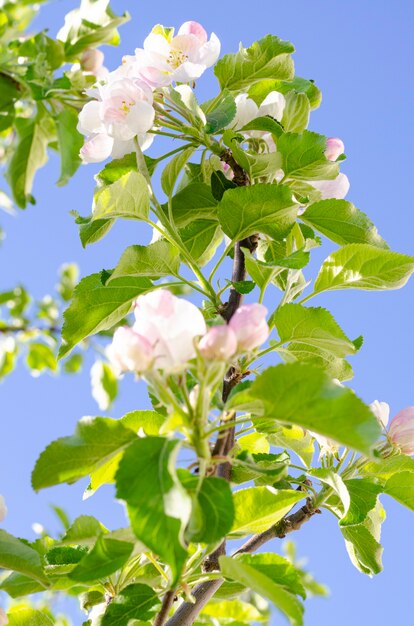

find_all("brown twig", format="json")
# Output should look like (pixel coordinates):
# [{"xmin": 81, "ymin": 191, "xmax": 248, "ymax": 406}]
[
  {"xmin": 153, "ymin": 589, "xmax": 176, "ymax": 626},
  {"xmin": 165, "ymin": 501, "xmax": 320, "ymax": 626}
]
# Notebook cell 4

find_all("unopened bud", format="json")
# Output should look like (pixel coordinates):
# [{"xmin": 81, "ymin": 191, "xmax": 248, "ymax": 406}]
[
  {"xmin": 0, "ymin": 608, "xmax": 8, "ymax": 626},
  {"xmin": 370, "ymin": 400, "xmax": 390, "ymax": 428},
  {"xmin": 198, "ymin": 325, "xmax": 237, "ymax": 360},
  {"xmin": 325, "ymin": 137, "xmax": 345, "ymax": 161},
  {"xmin": 81, "ymin": 48, "xmax": 104, "ymax": 74},
  {"xmin": 388, "ymin": 407, "xmax": 414, "ymax": 456},
  {"xmin": 229, "ymin": 303, "xmax": 269, "ymax": 351}
]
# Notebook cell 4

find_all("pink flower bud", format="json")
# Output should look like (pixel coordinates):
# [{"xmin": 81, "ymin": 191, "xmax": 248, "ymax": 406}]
[
  {"xmin": 107, "ymin": 326, "xmax": 154, "ymax": 374},
  {"xmin": 177, "ymin": 21, "xmax": 208, "ymax": 44},
  {"xmin": 325, "ymin": 137, "xmax": 345, "ymax": 161},
  {"xmin": 229, "ymin": 303, "xmax": 269, "ymax": 351},
  {"xmin": 388, "ymin": 407, "xmax": 414, "ymax": 456},
  {"xmin": 0, "ymin": 495, "xmax": 7, "ymax": 522},
  {"xmin": 0, "ymin": 609, "xmax": 8, "ymax": 626},
  {"xmin": 198, "ymin": 326, "xmax": 238, "ymax": 360},
  {"xmin": 81, "ymin": 48, "xmax": 104, "ymax": 74}
]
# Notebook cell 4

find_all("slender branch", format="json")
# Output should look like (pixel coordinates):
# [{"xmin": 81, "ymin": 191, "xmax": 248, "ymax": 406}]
[
  {"xmin": 153, "ymin": 589, "xmax": 176, "ymax": 626},
  {"xmin": 165, "ymin": 500, "xmax": 321, "ymax": 626}
]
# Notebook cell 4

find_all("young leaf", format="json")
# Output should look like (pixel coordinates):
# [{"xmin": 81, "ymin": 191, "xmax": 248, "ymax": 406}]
[
  {"xmin": 314, "ymin": 244, "xmax": 414, "ymax": 294},
  {"xmin": 220, "ymin": 555, "xmax": 304, "ymax": 626},
  {"xmin": 100, "ymin": 583, "xmax": 160, "ymax": 625},
  {"xmin": 180, "ymin": 219, "xmax": 223, "ymax": 266},
  {"xmin": 273, "ymin": 304, "xmax": 358, "ymax": 380},
  {"xmin": 59, "ymin": 273, "xmax": 152, "ymax": 358},
  {"xmin": 228, "ymin": 363, "xmax": 381, "ymax": 455},
  {"xmin": 301, "ymin": 199, "xmax": 388, "ymax": 248},
  {"xmin": 182, "ymin": 474, "xmax": 234, "ymax": 544},
  {"xmin": 281, "ymin": 91, "xmax": 310, "ymax": 133},
  {"xmin": 0, "ymin": 530, "xmax": 49, "ymax": 585},
  {"xmin": 92, "ymin": 171, "xmax": 150, "ymax": 221},
  {"xmin": 161, "ymin": 146, "xmax": 195, "ymax": 196},
  {"xmin": 161, "ymin": 183, "xmax": 218, "ymax": 228},
  {"xmin": 7, "ymin": 608, "xmax": 54, "ymax": 626},
  {"xmin": 204, "ymin": 90, "xmax": 237, "ymax": 133},
  {"xmin": 108, "ymin": 240, "xmax": 180, "ymax": 282},
  {"xmin": 309, "ymin": 468, "xmax": 350, "ymax": 517},
  {"xmin": 217, "ymin": 184, "xmax": 298, "ymax": 242},
  {"xmin": 32, "ymin": 416, "xmax": 137, "ymax": 490},
  {"xmin": 340, "ymin": 478, "xmax": 382, "ymax": 526},
  {"xmin": 248, "ymin": 76, "xmax": 322, "ymax": 110},
  {"xmin": 69, "ymin": 535, "xmax": 134, "ymax": 582},
  {"xmin": 55, "ymin": 107, "xmax": 83, "ymax": 186},
  {"xmin": 76, "ymin": 215, "xmax": 114, "ymax": 248},
  {"xmin": 115, "ymin": 437, "xmax": 192, "ymax": 584},
  {"xmin": 231, "ymin": 486, "xmax": 304, "ymax": 536},
  {"xmin": 362, "ymin": 455, "xmax": 414, "ymax": 481},
  {"xmin": 277, "ymin": 131, "xmax": 339, "ymax": 181},
  {"xmin": 0, "ymin": 573, "xmax": 45, "ymax": 599},
  {"xmin": 215, "ymin": 35, "xmax": 295, "ymax": 91},
  {"xmin": 341, "ymin": 501, "xmax": 385, "ymax": 576},
  {"xmin": 62, "ymin": 515, "xmax": 108, "ymax": 546},
  {"xmin": 382, "ymin": 471, "xmax": 414, "ymax": 512},
  {"xmin": 6, "ymin": 112, "xmax": 54, "ymax": 208}
]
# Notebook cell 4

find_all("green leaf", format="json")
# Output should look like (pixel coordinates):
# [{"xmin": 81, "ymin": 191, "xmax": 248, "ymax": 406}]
[
  {"xmin": 0, "ymin": 530, "xmax": 48, "ymax": 585},
  {"xmin": 309, "ymin": 468, "xmax": 350, "ymax": 517},
  {"xmin": 218, "ymin": 184, "xmax": 297, "ymax": 242},
  {"xmin": 277, "ymin": 131, "xmax": 339, "ymax": 181},
  {"xmin": 314, "ymin": 244, "xmax": 414, "ymax": 294},
  {"xmin": 26, "ymin": 343, "xmax": 57, "ymax": 375},
  {"xmin": 6, "ymin": 111, "xmax": 54, "ymax": 208},
  {"xmin": 265, "ymin": 426, "xmax": 315, "ymax": 468},
  {"xmin": 60, "ymin": 0, "xmax": 129, "ymax": 58},
  {"xmin": 236, "ymin": 553, "xmax": 306, "ymax": 598},
  {"xmin": 70, "ymin": 535, "xmax": 134, "ymax": 582},
  {"xmin": 382, "ymin": 471, "xmax": 414, "ymax": 512},
  {"xmin": 248, "ymin": 77, "xmax": 322, "ymax": 110},
  {"xmin": 7, "ymin": 608, "xmax": 54, "ymax": 626},
  {"xmin": 201, "ymin": 599, "xmax": 263, "ymax": 622},
  {"xmin": 220, "ymin": 555, "xmax": 304, "ymax": 626},
  {"xmin": 101, "ymin": 583, "xmax": 160, "ymax": 625},
  {"xmin": 92, "ymin": 171, "xmax": 150, "ymax": 221},
  {"xmin": 204, "ymin": 90, "xmax": 237, "ymax": 133},
  {"xmin": 109, "ymin": 240, "xmax": 180, "ymax": 282},
  {"xmin": 62, "ymin": 515, "xmax": 108, "ymax": 546},
  {"xmin": 32, "ymin": 416, "xmax": 137, "ymax": 490},
  {"xmin": 340, "ymin": 478, "xmax": 382, "ymax": 526},
  {"xmin": 281, "ymin": 91, "xmax": 310, "ymax": 133},
  {"xmin": 116, "ymin": 437, "xmax": 192, "ymax": 584},
  {"xmin": 161, "ymin": 146, "xmax": 195, "ymax": 196},
  {"xmin": 0, "ymin": 572, "xmax": 45, "ymax": 598},
  {"xmin": 233, "ymin": 280, "xmax": 255, "ymax": 294},
  {"xmin": 228, "ymin": 363, "xmax": 381, "ymax": 455},
  {"xmin": 211, "ymin": 170, "xmax": 238, "ymax": 201},
  {"xmin": 182, "ymin": 475, "xmax": 234, "ymax": 544},
  {"xmin": 273, "ymin": 304, "xmax": 358, "ymax": 380},
  {"xmin": 341, "ymin": 501, "xmax": 385, "ymax": 576},
  {"xmin": 301, "ymin": 200, "xmax": 388, "ymax": 248},
  {"xmin": 231, "ymin": 487, "xmax": 304, "ymax": 536},
  {"xmin": 76, "ymin": 214, "xmax": 114, "ymax": 248},
  {"xmin": 180, "ymin": 219, "xmax": 223, "ymax": 266},
  {"xmin": 162, "ymin": 183, "xmax": 218, "ymax": 228},
  {"xmin": 362, "ymin": 455, "xmax": 414, "ymax": 481},
  {"xmin": 215, "ymin": 35, "xmax": 295, "ymax": 91},
  {"xmin": 90, "ymin": 360, "xmax": 118, "ymax": 411},
  {"xmin": 241, "ymin": 116, "xmax": 284, "ymax": 140},
  {"xmin": 56, "ymin": 107, "xmax": 83, "ymax": 186},
  {"xmin": 59, "ymin": 273, "xmax": 152, "ymax": 358}
]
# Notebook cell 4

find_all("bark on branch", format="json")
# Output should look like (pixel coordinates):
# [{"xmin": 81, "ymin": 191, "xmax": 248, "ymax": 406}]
[{"xmin": 164, "ymin": 500, "xmax": 321, "ymax": 626}]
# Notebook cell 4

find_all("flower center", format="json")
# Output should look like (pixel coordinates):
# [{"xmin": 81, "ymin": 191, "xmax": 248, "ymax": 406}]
[{"xmin": 167, "ymin": 48, "xmax": 188, "ymax": 70}]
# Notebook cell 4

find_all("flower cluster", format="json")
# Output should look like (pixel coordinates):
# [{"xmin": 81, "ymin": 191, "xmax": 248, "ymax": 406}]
[
  {"xmin": 107, "ymin": 290, "xmax": 269, "ymax": 375},
  {"xmin": 229, "ymin": 93, "xmax": 349, "ymax": 199},
  {"xmin": 77, "ymin": 21, "xmax": 220, "ymax": 163}
]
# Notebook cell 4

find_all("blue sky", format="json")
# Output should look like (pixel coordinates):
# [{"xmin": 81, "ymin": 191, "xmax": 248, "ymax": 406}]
[{"xmin": 1, "ymin": 0, "xmax": 414, "ymax": 623}]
